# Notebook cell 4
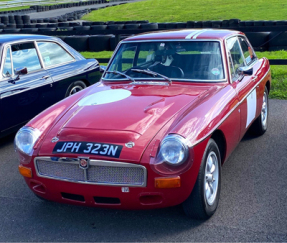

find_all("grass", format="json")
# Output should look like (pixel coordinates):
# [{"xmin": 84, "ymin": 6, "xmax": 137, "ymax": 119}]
[
  {"xmin": 82, "ymin": 0, "xmax": 287, "ymax": 22},
  {"xmin": 81, "ymin": 50, "xmax": 287, "ymax": 99},
  {"xmin": 0, "ymin": 6, "xmax": 30, "ymax": 12}
]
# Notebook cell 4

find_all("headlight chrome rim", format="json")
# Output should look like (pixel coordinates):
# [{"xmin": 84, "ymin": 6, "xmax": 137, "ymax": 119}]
[
  {"xmin": 15, "ymin": 126, "xmax": 41, "ymax": 156},
  {"xmin": 157, "ymin": 134, "xmax": 189, "ymax": 166}
]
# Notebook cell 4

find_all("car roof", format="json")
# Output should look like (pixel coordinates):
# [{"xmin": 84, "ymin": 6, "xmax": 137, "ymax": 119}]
[
  {"xmin": 124, "ymin": 29, "xmax": 244, "ymax": 42},
  {"xmin": 0, "ymin": 34, "xmax": 58, "ymax": 44}
]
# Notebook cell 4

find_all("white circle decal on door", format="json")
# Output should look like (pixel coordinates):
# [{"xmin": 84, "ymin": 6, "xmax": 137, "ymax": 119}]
[{"xmin": 78, "ymin": 89, "xmax": 132, "ymax": 106}]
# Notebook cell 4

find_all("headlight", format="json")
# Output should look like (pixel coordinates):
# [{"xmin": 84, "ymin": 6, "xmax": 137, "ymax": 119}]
[
  {"xmin": 156, "ymin": 134, "xmax": 189, "ymax": 165},
  {"xmin": 15, "ymin": 127, "xmax": 42, "ymax": 156}
]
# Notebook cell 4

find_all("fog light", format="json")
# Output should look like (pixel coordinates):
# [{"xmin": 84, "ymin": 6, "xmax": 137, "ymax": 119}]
[
  {"xmin": 155, "ymin": 176, "xmax": 181, "ymax": 188},
  {"xmin": 18, "ymin": 165, "xmax": 32, "ymax": 178}
]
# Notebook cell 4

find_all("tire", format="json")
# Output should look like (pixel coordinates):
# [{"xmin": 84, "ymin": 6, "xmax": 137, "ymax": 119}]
[
  {"xmin": 21, "ymin": 28, "xmax": 38, "ymax": 33},
  {"xmin": 194, "ymin": 21, "xmax": 203, "ymax": 28},
  {"xmin": 140, "ymin": 23, "xmax": 158, "ymax": 30},
  {"xmin": 64, "ymin": 36, "xmax": 89, "ymax": 52},
  {"xmin": 73, "ymin": 26, "xmax": 90, "ymax": 31},
  {"xmin": 65, "ymin": 81, "xmax": 86, "ymax": 97},
  {"xmin": 88, "ymin": 35, "xmax": 113, "ymax": 52},
  {"xmin": 3, "ymin": 28, "xmax": 20, "ymax": 33},
  {"xmin": 124, "ymin": 24, "xmax": 140, "ymax": 29},
  {"xmin": 108, "ymin": 24, "xmax": 124, "ymax": 30},
  {"xmin": 177, "ymin": 22, "xmax": 187, "ymax": 28},
  {"xmin": 165, "ymin": 22, "xmax": 177, "ymax": 29},
  {"xmin": 38, "ymin": 27, "xmax": 57, "ymax": 31},
  {"xmin": 249, "ymin": 86, "xmax": 269, "ymax": 136},
  {"xmin": 91, "ymin": 25, "xmax": 107, "ymax": 30},
  {"xmin": 58, "ymin": 22, "xmax": 69, "ymax": 27},
  {"xmin": 182, "ymin": 138, "xmax": 221, "ymax": 220}
]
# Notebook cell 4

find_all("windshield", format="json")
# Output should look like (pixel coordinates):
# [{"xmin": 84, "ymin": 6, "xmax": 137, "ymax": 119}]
[{"xmin": 104, "ymin": 41, "xmax": 225, "ymax": 82}]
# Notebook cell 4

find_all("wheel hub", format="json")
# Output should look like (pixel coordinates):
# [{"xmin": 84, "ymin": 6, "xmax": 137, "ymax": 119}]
[{"xmin": 204, "ymin": 151, "xmax": 219, "ymax": 206}]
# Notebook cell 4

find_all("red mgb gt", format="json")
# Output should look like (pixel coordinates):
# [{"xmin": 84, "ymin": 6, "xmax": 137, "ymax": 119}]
[{"xmin": 15, "ymin": 29, "xmax": 271, "ymax": 219}]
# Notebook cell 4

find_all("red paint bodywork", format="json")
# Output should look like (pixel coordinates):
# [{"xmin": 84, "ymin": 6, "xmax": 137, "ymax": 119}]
[{"xmin": 17, "ymin": 29, "xmax": 271, "ymax": 209}]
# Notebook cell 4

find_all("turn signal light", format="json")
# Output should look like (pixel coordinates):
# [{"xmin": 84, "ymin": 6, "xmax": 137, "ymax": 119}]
[
  {"xmin": 155, "ymin": 176, "xmax": 181, "ymax": 188},
  {"xmin": 18, "ymin": 165, "xmax": 32, "ymax": 178}
]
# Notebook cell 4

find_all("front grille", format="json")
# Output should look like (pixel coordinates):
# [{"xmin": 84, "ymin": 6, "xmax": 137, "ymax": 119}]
[
  {"xmin": 35, "ymin": 158, "xmax": 147, "ymax": 187},
  {"xmin": 88, "ymin": 165, "xmax": 145, "ymax": 185},
  {"xmin": 37, "ymin": 160, "xmax": 85, "ymax": 181}
]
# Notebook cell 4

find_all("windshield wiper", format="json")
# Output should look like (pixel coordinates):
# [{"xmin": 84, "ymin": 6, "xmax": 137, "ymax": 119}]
[
  {"xmin": 105, "ymin": 71, "xmax": 135, "ymax": 82},
  {"xmin": 131, "ymin": 69, "xmax": 172, "ymax": 84}
]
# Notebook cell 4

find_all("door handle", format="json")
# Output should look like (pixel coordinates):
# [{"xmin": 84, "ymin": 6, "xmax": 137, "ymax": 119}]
[
  {"xmin": 251, "ymin": 75, "xmax": 258, "ymax": 81},
  {"xmin": 42, "ymin": 75, "xmax": 50, "ymax": 80}
]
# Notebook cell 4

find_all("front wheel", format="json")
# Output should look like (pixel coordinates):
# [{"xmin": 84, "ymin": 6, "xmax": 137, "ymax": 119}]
[
  {"xmin": 65, "ymin": 80, "xmax": 87, "ymax": 97},
  {"xmin": 182, "ymin": 138, "xmax": 221, "ymax": 220},
  {"xmin": 249, "ymin": 86, "xmax": 269, "ymax": 136}
]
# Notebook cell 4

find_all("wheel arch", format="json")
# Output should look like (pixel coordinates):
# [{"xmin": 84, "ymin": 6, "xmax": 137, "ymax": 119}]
[
  {"xmin": 211, "ymin": 129, "xmax": 226, "ymax": 164},
  {"xmin": 265, "ymin": 80, "xmax": 271, "ymax": 94},
  {"xmin": 80, "ymin": 78, "xmax": 90, "ymax": 87}
]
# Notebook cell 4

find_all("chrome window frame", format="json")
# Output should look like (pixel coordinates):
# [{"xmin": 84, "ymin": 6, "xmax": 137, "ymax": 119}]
[
  {"xmin": 102, "ymin": 39, "xmax": 229, "ymax": 83},
  {"xmin": 35, "ymin": 40, "xmax": 76, "ymax": 69},
  {"xmin": 0, "ymin": 40, "xmax": 44, "ymax": 78},
  {"xmin": 224, "ymin": 34, "xmax": 258, "ymax": 84},
  {"xmin": 1, "ymin": 45, "xmax": 14, "ymax": 79},
  {"xmin": 238, "ymin": 35, "xmax": 257, "ymax": 66},
  {"xmin": 0, "ymin": 38, "xmax": 76, "ymax": 82},
  {"xmin": 34, "ymin": 156, "xmax": 148, "ymax": 187}
]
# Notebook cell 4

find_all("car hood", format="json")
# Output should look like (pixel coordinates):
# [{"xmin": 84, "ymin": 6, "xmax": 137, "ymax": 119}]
[{"xmin": 38, "ymin": 82, "xmax": 216, "ymax": 162}]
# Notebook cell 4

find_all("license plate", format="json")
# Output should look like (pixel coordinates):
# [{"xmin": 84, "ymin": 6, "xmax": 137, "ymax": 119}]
[{"xmin": 53, "ymin": 141, "xmax": 123, "ymax": 158}]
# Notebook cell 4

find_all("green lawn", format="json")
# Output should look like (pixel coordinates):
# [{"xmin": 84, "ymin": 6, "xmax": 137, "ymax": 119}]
[
  {"xmin": 83, "ymin": 0, "xmax": 287, "ymax": 22},
  {"xmin": 81, "ymin": 51, "xmax": 287, "ymax": 99},
  {"xmin": 0, "ymin": 6, "xmax": 30, "ymax": 12}
]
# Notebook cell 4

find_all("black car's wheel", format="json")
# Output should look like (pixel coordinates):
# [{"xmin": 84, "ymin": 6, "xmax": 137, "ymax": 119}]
[
  {"xmin": 65, "ymin": 81, "xmax": 86, "ymax": 97},
  {"xmin": 182, "ymin": 138, "xmax": 221, "ymax": 220},
  {"xmin": 249, "ymin": 86, "xmax": 269, "ymax": 136}
]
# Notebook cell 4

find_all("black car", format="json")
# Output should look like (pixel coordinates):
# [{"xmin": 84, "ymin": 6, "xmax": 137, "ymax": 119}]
[{"xmin": 0, "ymin": 34, "xmax": 101, "ymax": 137}]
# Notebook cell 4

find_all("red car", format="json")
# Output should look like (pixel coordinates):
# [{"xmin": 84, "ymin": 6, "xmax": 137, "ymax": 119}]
[{"xmin": 15, "ymin": 29, "xmax": 271, "ymax": 219}]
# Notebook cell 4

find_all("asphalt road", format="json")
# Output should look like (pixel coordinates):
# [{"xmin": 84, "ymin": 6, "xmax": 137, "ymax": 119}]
[
  {"xmin": 0, "ymin": 99, "xmax": 286, "ymax": 242},
  {"xmin": 28, "ymin": 0, "xmax": 145, "ymax": 19}
]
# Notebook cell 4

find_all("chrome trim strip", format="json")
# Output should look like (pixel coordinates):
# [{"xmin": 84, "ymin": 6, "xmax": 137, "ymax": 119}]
[
  {"xmin": 34, "ymin": 40, "xmax": 45, "ymax": 69},
  {"xmin": 34, "ymin": 157, "xmax": 147, "ymax": 187},
  {"xmin": 190, "ymin": 66, "xmax": 271, "ymax": 147}
]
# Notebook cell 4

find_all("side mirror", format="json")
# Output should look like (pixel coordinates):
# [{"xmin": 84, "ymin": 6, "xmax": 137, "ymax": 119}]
[
  {"xmin": 100, "ymin": 65, "xmax": 107, "ymax": 73},
  {"xmin": 15, "ymin": 67, "xmax": 28, "ymax": 75},
  {"xmin": 9, "ymin": 67, "xmax": 28, "ymax": 84},
  {"xmin": 238, "ymin": 66, "xmax": 253, "ymax": 76}
]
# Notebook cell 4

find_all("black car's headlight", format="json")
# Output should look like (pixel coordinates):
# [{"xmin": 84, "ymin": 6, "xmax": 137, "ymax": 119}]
[
  {"xmin": 157, "ymin": 135, "xmax": 189, "ymax": 165},
  {"xmin": 15, "ymin": 127, "xmax": 42, "ymax": 156}
]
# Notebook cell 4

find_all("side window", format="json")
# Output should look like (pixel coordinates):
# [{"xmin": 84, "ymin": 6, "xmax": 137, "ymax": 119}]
[
  {"xmin": 3, "ymin": 47, "xmax": 12, "ymax": 78},
  {"xmin": 37, "ymin": 42, "xmax": 74, "ymax": 67},
  {"xmin": 226, "ymin": 37, "xmax": 245, "ymax": 81},
  {"xmin": 11, "ymin": 42, "xmax": 42, "ymax": 73},
  {"xmin": 239, "ymin": 37, "xmax": 256, "ymax": 65}
]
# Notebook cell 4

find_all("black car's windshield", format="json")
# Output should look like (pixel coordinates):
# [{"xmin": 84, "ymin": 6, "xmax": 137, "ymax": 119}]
[{"xmin": 104, "ymin": 41, "xmax": 225, "ymax": 81}]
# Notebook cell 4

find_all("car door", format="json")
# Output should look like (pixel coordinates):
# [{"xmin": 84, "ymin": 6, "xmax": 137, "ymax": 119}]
[
  {"xmin": 0, "ymin": 42, "xmax": 54, "ymax": 132},
  {"xmin": 226, "ymin": 36, "xmax": 260, "ymax": 139},
  {"xmin": 36, "ymin": 41, "xmax": 82, "ymax": 99}
]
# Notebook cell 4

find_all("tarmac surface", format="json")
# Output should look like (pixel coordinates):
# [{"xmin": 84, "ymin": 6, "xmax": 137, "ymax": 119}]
[
  {"xmin": 28, "ymin": 0, "xmax": 145, "ymax": 19},
  {"xmin": 0, "ymin": 99, "xmax": 286, "ymax": 241}
]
